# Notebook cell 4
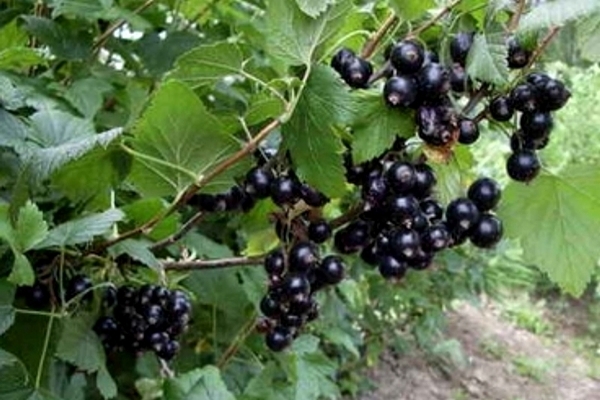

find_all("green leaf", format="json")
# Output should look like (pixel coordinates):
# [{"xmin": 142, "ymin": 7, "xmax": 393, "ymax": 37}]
[
  {"xmin": 22, "ymin": 17, "xmax": 93, "ymax": 60},
  {"xmin": 266, "ymin": 0, "xmax": 353, "ymax": 65},
  {"xmin": 294, "ymin": 0, "xmax": 336, "ymax": 18},
  {"xmin": 578, "ymin": 14, "xmax": 600, "ymax": 63},
  {"xmin": 389, "ymin": 0, "xmax": 436, "ymax": 21},
  {"xmin": 64, "ymin": 78, "xmax": 113, "ymax": 119},
  {"xmin": 8, "ymin": 253, "xmax": 34, "ymax": 287},
  {"xmin": 108, "ymin": 239, "xmax": 161, "ymax": 270},
  {"xmin": 129, "ymin": 80, "xmax": 243, "ymax": 197},
  {"xmin": 36, "ymin": 209, "xmax": 124, "ymax": 248},
  {"xmin": 349, "ymin": 91, "xmax": 415, "ymax": 164},
  {"xmin": 499, "ymin": 166, "xmax": 600, "ymax": 295},
  {"xmin": 466, "ymin": 33, "xmax": 509, "ymax": 86},
  {"xmin": 170, "ymin": 42, "xmax": 243, "ymax": 88},
  {"xmin": 14, "ymin": 201, "xmax": 48, "ymax": 252},
  {"xmin": 429, "ymin": 146, "xmax": 474, "ymax": 205},
  {"xmin": 56, "ymin": 314, "xmax": 105, "ymax": 373},
  {"xmin": 283, "ymin": 66, "xmax": 352, "ymax": 198},
  {"xmin": 519, "ymin": 0, "xmax": 600, "ymax": 32},
  {"xmin": 121, "ymin": 198, "xmax": 178, "ymax": 241},
  {"xmin": 96, "ymin": 366, "xmax": 117, "ymax": 400},
  {"xmin": 0, "ymin": 48, "xmax": 45, "ymax": 71},
  {"xmin": 0, "ymin": 389, "xmax": 62, "ymax": 400},
  {"xmin": 163, "ymin": 366, "xmax": 235, "ymax": 400},
  {"xmin": 135, "ymin": 31, "xmax": 200, "ymax": 77},
  {"xmin": 0, "ymin": 280, "xmax": 16, "ymax": 336},
  {"xmin": 50, "ymin": 0, "xmax": 112, "ymax": 19}
]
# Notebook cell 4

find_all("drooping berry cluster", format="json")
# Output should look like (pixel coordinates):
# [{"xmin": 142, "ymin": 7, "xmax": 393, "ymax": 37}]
[
  {"xmin": 330, "ymin": 48, "xmax": 373, "ymax": 89},
  {"xmin": 94, "ymin": 285, "xmax": 191, "ymax": 361},
  {"xmin": 342, "ymin": 154, "xmax": 503, "ymax": 279},
  {"xmin": 489, "ymin": 72, "xmax": 571, "ymax": 182},
  {"xmin": 259, "ymin": 243, "xmax": 345, "ymax": 351}
]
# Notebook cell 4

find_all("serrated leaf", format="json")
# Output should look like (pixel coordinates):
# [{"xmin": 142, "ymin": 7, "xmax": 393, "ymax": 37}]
[
  {"xmin": 499, "ymin": 166, "xmax": 600, "ymax": 296},
  {"xmin": 135, "ymin": 31, "xmax": 200, "ymax": 77},
  {"xmin": 578, "ymin": 13, "xmax": 600, "ymax": 62},
  {"xmin": 283, "ymin": 66, "xmax": 352, "ymax": 198},
  {"xmin": 14, "ymin": 201, "xmax": 47, "ymax": 252},
  {"xmin": 64, "ymin": 78, "xmax": 113, "ymax": 119},
  {"xmin": 96, "ymin": 366, "xmax": 117, "ymax": 400},
  {"xmin": 121, "ymin": 198, "xmax": 178, "ymax": 241},
  {"xmin": 519, "ymin": 0, "xmax": 600, "ymax": 32},
  {"xmin": 163, "ymin": 366, "xmax": 235, "ymax": 400},
  {"xmin": 108, "ymin": 239, "xmax": 161, "ymax": 269},
  {"xmin": 50, "ymin": 0, "xmax": 113, "ymax": 19},
  {"xmin": 129, "ymin": 80, "xmax": 242, "ymax": 197},
  {"xmin": 294, "ymin": 0, "xmax": 336, "ymax": 18},
  {"xmin": 389, "ymin": 0, "xmax": 436, "ymax": 20},
  {"xmin": 0, "ymin": 48, "xmax": 45, "ymax": 71},
  {"xmin": 22, "ymin": 16, "xmax": 93, "ymax": 60},
  {"xmin": 8, "ymin": 253, "xmax": 34, "ymax": 286},
  {"xmin": 169, "ymin": 42, "xmax": 243, "ymax": 88},
  {"xmin": 466, "ymin": 33, "xmax": 509, "ymax": 86},
  {"xmin": 267, "ymin": 0, "xmax": 352, "ymax": 65},
  {"xmin": 56, "ymin": 314, "xmax": 105, "ymax": 373},
  {"xmin": 36, "ymin": 209, "xmax": 124, "ymax": 248},
  {"xmin": 429, "ymin": 146, "xmax": 474, "ymax": 205},
  {"xmin": 350, "ymin": 91, "xmax": 415, "ymax": 164},
  {"xmin": 0, "ymin": 280, "xmax": 16, "ymax": 336}
]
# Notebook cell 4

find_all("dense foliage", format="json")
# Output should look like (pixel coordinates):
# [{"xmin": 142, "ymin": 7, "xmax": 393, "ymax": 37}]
[{"xmin": 0, "ymin": 0, "xmax": 599, "ymax": 399}]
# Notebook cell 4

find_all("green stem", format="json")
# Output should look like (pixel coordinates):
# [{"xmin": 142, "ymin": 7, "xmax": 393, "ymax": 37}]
[
  {"xmin": 35, "ymin": 311, "xmax": 55, "ymax": 389},
  {"xmin": 241, "ymin": 70, "xmax": 288, "ymax": 106},
  {"xmin": 14, "ymin": 308, "xmax": 63, "ymax": 318}
]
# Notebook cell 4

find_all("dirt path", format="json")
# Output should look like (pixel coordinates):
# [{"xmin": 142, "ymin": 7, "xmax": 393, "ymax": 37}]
[{"xmin": 360, "ymin": 302, "xmax": 600, "ymax": 400}]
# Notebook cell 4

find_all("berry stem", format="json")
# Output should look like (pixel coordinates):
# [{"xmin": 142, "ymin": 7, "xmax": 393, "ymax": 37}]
[
  {"xmin": 162, "ymin": 255, "xmax": 265, "ymax": 271},
  {"xmin": 217, "ymin": 313, "xmax": 258, "ymax": 369},
  {"xmin": 461, "ymin": 83, "xmax": 490, "ymax": 116},
  {"xmin": 35, "ymin": 310, "xmax": 55, "ymax": 389},
  {"xmin": 508, "ymin": 0, "xmax": 527, "ymax": 33},
  {"xmin": 407, "ymin": 0, "xmax": 464, "ymax": 39},
  {"xmin": 523, "ymin": 26, "xmax": 561, "ymax": 71},
  {"xmin": 150, "ymin": 211, "xmax": 205, "ymax": 251},
  {"xmin": 361, "ymin": 11, "xmax": 399, "ymax": 59},
  {"xmin": 330, "ymin": 202, "xmax": 365, "ymax": 229}
]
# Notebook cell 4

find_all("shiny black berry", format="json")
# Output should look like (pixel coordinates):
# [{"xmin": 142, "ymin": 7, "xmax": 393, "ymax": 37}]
[
  {"xmin": 506, "ymin": 150, "xmax": 540, "ymax": 182},
  {"xmin": 450, "ymin": 32, "xmax": 474, "ymax": 66},
  {"xmin": 390, "ymin": 228, "xmax": 421, "ymax": 260},
  {"xmin": 245, "ymin": 167, "xmax": 274, "ymax": 199},
  {"xmin": 468, "ymin": 178, "xmax": 501, "ymax": 212},
  {"xmin": 363, "ymin": 175, "xmax": 388, "ymax": 204},
  {"xmin": 520, "ymin": 111, "xmax": 553, "ymax": 140},
  {"xmin": 507, "ymin": 37, "xmax": 531, "ymax": 69},
  {"xmin": 489, "ymin": 96, "xmax": 514, "ymax": 122},
  {"xmin": 458, "ymin": 118, "xmax": 480, "ymax": 145},
  {"xmin": 308, "ymin": 220, "xmax": 332, "ymax": 244},
  {"xmin": 469, "ymin": 214, "xmax": 503, "ymax": 248},
  {"xmin": 65, "ymin": 274, "xmax": 93, "ymax": 302},
  {"xmin": 283, "ymin": 274, "xmax": 311, "ymax": 297},
  {"xmin": 386, "ymin": 162, "xmax": 416, "ymax": 194},
  {"xmin": 388, "ymin": 195, "xmax": 420, "ymax": 224},
  {"xmin": 510, "ymin": 130, "xmax": 549, "ymax": 151},
  {"xmin": 288, "ymin": 242, "xmax": 319, "ymax": 272},
  {"xmin": 537, "ymin": 78, "xmax": 571, "ymax": 111},
  {"xmin": 331, "ymin": 48, "xmax": 355, "ymax": 73},
  {"xmin": 390, "ymin": 40, "xmax": 425, "ymax": 75},
  {"xmin": 169, "ymin": 290, "xmax": 191, "ymax": 316},
  {"xmin": 450, "ymin": 63, "xmax": 469, "ymax": 93},
  {"xmin": 510, "ymin": 83, "xmax": 538, "ymax": 112},
  {"xmin": 300, "ymin": 184, "xmax": 329, "ymax": 207},
  {"xmin": 334, "ymin": 221, "xmax": 371, "ymax": 254},
  {"xmin": 270, "ymin": 176, "xmax": 298, "ymax": 206},
  {"xmin": 383, "ymin": 76, "xmax": 418, "ymax": 108},
  {"xmin": 420, "ymin": 199, "xmax": 443, "ymax": 222},
  {"xmin": 421, "ymin": 224, "xmax": 450, "ymax": 253},
  {"xmin": 26, "ymin": 282, "xmax": 50, "ymax": 309},
  {"xmin": 341, "ymin": 57, "xmax": 373, "ymax": 89},
  {"xmin": 445, "ymin": 198, "xmax": 480, "ymax": 232},
  {"xmin": 412, "ymin": 163, "xmax": 437, "ymax": 199},
  {"xmin": 418, "ymin": 63, "xmax": 450, "ymax": 98},
  {"xmin": 260, "ymin": 294, "xmax": 282, "ymax": 318},
  {"xmin": 319, "ymin": 255, "xmax": 346, "ymax": 285},
  {"xmin": 266, "ymin": 327, "xmax": 292, "ymax": 352},
  {"xmin": 378, "ymin": 256, "xmax": 407, "ymax": 280},
  {"xmin": 264, "ymin": 248, "xmax": 285, "ymax": 276}
]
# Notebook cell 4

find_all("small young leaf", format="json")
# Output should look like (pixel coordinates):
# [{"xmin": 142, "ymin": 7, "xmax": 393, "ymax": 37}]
[
  {"xmin": 108, "ymin": 239, "xmax": 161, "ymax": 270},
  {"xmin": 466, "ymin": 33, "xmax": 509, "ymax": 86},
  {"xmin": 519, "ymin": 0, "xmax": 600, "ymax": 32},
  {"xmin": 7, "ymin": 253, "xmax": 34, "ymax": 286},
  {"xmin": 14, "ymin": 201, "xmax": 48, "ymax": 252},
  {"xmin": 163, "ymin": 366, "xmax": 235, "ymax": 400},
  {"xmin": 499, "ymin": 165, "xmax": 600, "ymax": 296}
]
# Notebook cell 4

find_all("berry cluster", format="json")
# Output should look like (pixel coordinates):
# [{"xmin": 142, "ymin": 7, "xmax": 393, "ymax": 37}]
[
  {"xmin": 259, "ymin": 244, "xmax": 345, "ymax": 351},
  {"xmin": 490, "ymin": 72, "xmax": 571, "ymax": 182},
  {"xmin": 94, "ymin": 285, "xmax": 191, "ymax": 361},
  {"xmin": 20, "ymin": 273, "xmax": 93, "ymax": 309},
  {"xmin": 343, "ymin": 155, "xmax": 503, "ymax": 279},
  {"xmin": 331, "ymin": 48, "xmax": 373, "ymax": 89}
]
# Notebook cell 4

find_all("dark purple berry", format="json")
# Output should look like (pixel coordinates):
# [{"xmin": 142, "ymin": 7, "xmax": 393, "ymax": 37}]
[
  {"xmin": 520, "ymin": 111, "xmax": 553, "ymax": 140},
  {"xmin": 418, "ymin": 63, "xmax": 450, "ymax": 98},
  {"xmin": 420, "ymin": 199, "xmax": 443, "ymax": 222},
  {"xmin": 26, "ymin": 282, "xmax": 49, "ymax": 309},
  {"xmin": 378, "ymin": 256, "xmax": 407, "ymax": 280},
  {"xmin": 458, "ymin": 118, "xmax": 480, "ymax": 145},
  {"xmin": 266, "ymin": 327, "xmax": 292, "ymax": 352},
  {"xmin": 386, "ymin": 162, "xmax": 416, "ymax": 194},
  {"xmin": 341, "ymin": 57, "xmax": 373, "ymax": 89},
  {"xmin": 467, "ymin": 177, "xmax": 501, "ymax": 212},
  {"xmin": 450, "ymin": 63, "xmax": 469, "ymax": 93},
  {"xmin": 245, "ymin": 167, "xmax": 274, "ymax": 199},
  {"xmin": 260, "ymin": 295, "xmax": 282, "ymax": 318},
  {"xmin": 450, "ymin": 32, "xmax": 474, "ymax": 66},
  {"xmin": 387, "ymin": 195, "xmax": 420, "ymax": 224},
  {"xmin": 362, "ymin": 175, "xmax": 388, "ymax": 204},
  {"xmin": 280, "ymin": 313, "xmax": 305, "ymax": 329},
  {"xmin": 506, "ymin": 150, "xmax": 540, "ymax": 182},
  {"xmin": 421, "ymin": 224, "xmax": 450, "ymax": 252},
  {"xmin": 510, "ymin": 83, "xmax": 538, "ymax": 112},
  {"xmin": 537, "ymin": 78, "xmax": 571, "ymax": 111},
  {"xmin": 264, "ymin": 249, "xmax": 285, "ymax": 276},
  {"xmin": 390, "ymin": 40, "xmax": 425, "ymax": 75},
  {"xmin": 319, "ymin": 255, "xmax": 346, "ymax": 285},
  {"xmin": 412, "ymin": 163, "xmax": 437, "ymax": 199},
  {"xmin": 334, "ymin": 221, "xmax": 370, "ymax": 254},
  {"xmin": 469, "ymin": 214, "xmax": 503, "ymax": 248},
  {"xmin": 308, "ymin": 220, "xmax": 332, "ymax": 244},
  {"xmin": 283, "ymin": 274, "xmax": 310, "ymax": 297},
  {"xmin": 270, "ymin": 176, "xmax": 298, "ymax": 206},
  {"xmin": 507, "ymin": 37, "xmax": 531, "ymax": 69},
  {"xmin": 445, "ymin": 198, "xmax": 480, "ymax": 232},
  {"xmin": 331, "ymin": 48, "xmax": 355, "ymax": 73},
  {"xmin": 489, "ymin": 96, "xmax": 514, "ymax": 122},
  {"xmin": 383, "ymin": 76, "xmax": 418, "ymax": 108},
  {"xmin": 65, "ymin": 275, "xmax": 93, "ymax": 302},
  {"xmin": 390, "ymin": 228, "xmax": 421, "ymax": 260},
  {"xmin": 288, "ymin": 242, "xmax": 319, "ymax": 272},
  {"xmin": 300, "ymin": 184, "xmax": 329, "ymax": 207}
]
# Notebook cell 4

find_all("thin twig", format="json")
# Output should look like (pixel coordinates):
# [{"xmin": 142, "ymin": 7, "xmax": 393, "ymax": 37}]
[
  {"xmin": 407, "ymin": 0, "xmax": 464, "ymax": 39},
  {"xmin": 508, "ymin": 0, "xmax": 527, "ymax": 33},
  {"xmin": 461, "ymin": 83, "xmax": 490, "ymax": 116},
  {"xmin": 93, "ymin": 0, "xmax": 156, "ymax": 54},
  {"xmin": 162, "ymin": 255, "xmax": 264, "ymax": 271},
  {"xmin": 524, "ymin": 26, "xmax": 561, "ymax": 70},
  {"xmin": 361, "ymin": 12, "xmax": 399, "ymax": 59},
  {"xmin": 150, "ymin": 211, "xmax": 205, "ymax": 251},
  {"xmin": 217, "ymin": 313, "xmax": 258, "ymax": 369},
  {"xmin": 330, "ymin": 202, "xmax": 365, "ymax": 229}
]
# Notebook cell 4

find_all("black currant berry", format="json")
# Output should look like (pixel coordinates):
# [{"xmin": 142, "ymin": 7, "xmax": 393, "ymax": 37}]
[
  {"xmin": 418, "ymin": 63, "xmax": 450, "ymax": 98},
  {"xmin": 26, "ymin": 282, "xmax": 50, "ymax": 309},
  {"xmin": 510, "ymin": 83, "xmax": 538, "ymax": 112},
  {"xmin": 388, "ymin": 195, "xmax": 420, "ymax": 224},
  {"xmin": 421, "ymin": 224, "xmax": 450, "ymax": 252},
  {"xmin": 334, "ymin": 221, "xmax": 370, "ymax": 254},
  {"xmin": 141, "ymin": 304, "xmax": 164, "ymax": 326},
  {"xmin": 224, "ymin": 186, "xmax": 246, "ymax": 211},
  {"xmin": 378, "ymin": 256, "xmax": 407, "ymax": 280},
  {"xmin": 526, "ymin": 72, "xmax": 551, "ymax": 88},
  {"xmin": 341, "ymin": 57, "xmax": 373, "ymax": 89},
  {"xmin": 445, "ymin": 198, "xmax": 480, "ymax": 232},
  {"xmin": 308, "ymin": 220, "xmax": 332, "ymax": 244},
  {"xmin": 331, "ymin": 48, "xmax": 355, "ymax": 73},
  {"xmin": 65, "ymin": 274, "xmax": 93, "ymax": 302},
  {"xmin": 300, "ymin": 183, "xmax": 329, "ymax": 207},
  {"xmin": 266, "ymin": 327, "xmax": 292, "ymax": 352},
  {"xmin": 383, "ymin": 76, "xmax": 418, "ymax": 108},
  {"xmin": 489, "ymin": 96, "xmax": 514, "ymax": 122},
  {"xmin": 360, "ymin": 242, "xmax": 379, "ymax": 265},
  {"xmin": 283, "ymin": 274, "xmax": 311, "ymax": 297},
  {"xmin": 390, "ymin": 40, "xmax": 425, "ymax": 75},
  {"xmin": 458, "ymin": 118, "xmax": 480, "ymax": 145},
  {"xmin": 156, "ymin": 340, "xmax": 180, "ymax": 361},
  {"xmin": 468, "ymin": 177, "xmax": 501, "ymax": 212},
  {"xmin": 520, "ymin": 111, "xmax": 553, "ymax": 140},
  {"xmin": 288, "ymin": 242, "xmax": 319, "ymax": 272},
  {"xmin": 319, "ymin": 255, "xmax": 346, "ymax": 285},
  {"xmin": 420, "ymin": 199, "xmax": 443, "ymax": 222},
  {"xmin": 280, "ymin": 313, "xmax": 305, "ymax": 329},
  {"xmin": 390, "ymin": 228, "xmax": 421, "ymax": 260},
  {"xmin": 94, "ymin": 316, "xmax": 119, "ymax": 337},
  {"xmin": 362, "ymin": 175, "xmax": 388, "ymax": 204},
  {"xmin": 450, "ymin": 32, "xmax": 474, "ymax": 66},
  {"xmin": 117, "ymin": 285, "xmax": 136, "ymax": 305},
  {"xmin": 537, "ymin": 78, "xmax": 571, "ymax": 111},
  {"xmin": 469, "ymin": 214, "xmax": 503, "ymax": 248},
  {"xmin": 417, "ymin": 106, "xmax": 453, "ymax": 146},
  {"xmin": 386, "ymin": 162, "xmax": 416, "ymax": 194},
  {"xmin": 412, "ymin": 163, "xmax": 437, "ymax": 199},
  {"xmin": 245, "ymin": 167, "xmax": 274, "ymax": 199},
  {"xmin": 510, "ymin": 130, "xmax": 549, "ymax": 151},
  {"xmin": 270, "ymin": 176, "xmax": 298, "ymax": 206},
  {"xmin": 408, "ymin": 248, "xmax": 434, "ymax": 270},
  {"xmin": 507, "ymin": 37, "xmax": 531, "ymax": 69},
  {"xmin": 450, "ymin": 63, "xmax": 469, "ymax": 93},
  {"xmin": 412, "ymin": 212, "xmax": 429, "ymax": 232},
  {"xmin": 264, "ymin": 248, "xmax": 285, "ymax": 276},
  {"xmin": 506, "ymin": 150, "xmax": 540, "ymax": 182},
  {"xmin": 260, "ymin": 294, "xmax": 282, "ymax": 318}
]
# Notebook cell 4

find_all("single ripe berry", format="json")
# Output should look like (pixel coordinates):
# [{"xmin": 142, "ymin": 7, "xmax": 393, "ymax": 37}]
[
  {"xmin": 288, "ymin": 242, "xmax": 319, "ymax": 272},
  {"xmin": 168, "ymin": 290, "xmax": 191, "ymax": 317},
  {"xmin": 390, "ymin": 40, "xmax": 425, "ymax": 75},
  {"xmin": 283, "ymin": 274, "xmax": 311, "ymax": 297},
  {"xmin": 408, "ymin": 248, "xmax": 434, "ymax": 270},
  {"xmin": 362, "ymin": 175, "xmax": 388, "ymax": 204},
  {"xmin": 506, "ymin": 150, "xmax": 540, "ymax": 182},
  {"xmin": 245, "ymin": 167, "xmax": 274, "ymax": 199},
  {"xmin": 224, "ymin": 186, "xmax": 246, "ymax": 211},
  {"xmin": 445, "ymin": 198, "xmax": 480, "ymax": 232},
  {"xmin": 469, "ymin": 214, "xmax": 503, "ymax": 248},
  {"xmin": 319, "ymin": 255, "xmax": 346, "ymax": 285},
  {"xmin": 94, "ymin": 316, "xmax": 119, "ymax": 337},
  {"xmin": 270, "ymin": 176, "xmax": 298, "ymax": 206},
  {"xmin": 421, "ymin": 224, "xmax": 450, "ymax": 253},
  {"xmin": 266, "ymin": 327, "xmax": 292, "ymax": 352},
  {"xmin": 450, "ymin": 63, "xmax": 469, "ymax": 93},
  {"xmin": 468, "ymin": 178, "xmax": 501, "ymax": 212},
  {"xmin": 507, "ymin": 37, "xmax": 531, "ymax": 69},
  {"xmin": 418, "ymin": 63, "xmax": 450, "ymax": 98},
  {"xmin": 412, "ymin": 163, "xmax": 437, "ymax": 199},
  {"xmin": 458, "ymin": 118, "xmax": 480, "ymax": 145},
  {"xmin": 300, "ymin": 183, "xmax": 329, "ymax": 207},
  {"xmin": 526, "ymin": 72, "xmax": 551, "ymax": 88},
  {"xmin": 423, "ymin": 51, "xmax": 439, "ymax": 66},
  {"xmin": 308, "ymin": 220, "xmax": 332, "ymax": 244},
  {"xmin": 331, "ymin": 48, "xmax": 355, "ymax": 73},
  {"xmin": 450, "ymin": 32, "xmax": 474, "ymax": 66},
  {"xmin": 156, "ymin": 340, "xmax": 180, "ymax": 361},
  {"xmin": 141, "ymin": 304, "xmax": 164, "ymax": 326},
  {"xmin": 510, "ymin": 130, "xmax": 549, "ymax": 151},
  {"xmin": 387, "ymin": 195, "xmax": 420, "ymax": 224},
  {"xmin": 538, "ymin": 78, "xmax": 571, "ymax": 111},
  {"xmin": 511, "ymin": 83, "xmax": 538, "ymax": 112},
  {"xmin": 378, "ymin": 256, "xmax": 407, "ymax": 280},
  {"xmin": 334, "ymin": 221, "xmax": 371, "ymax": 254},
  {"xmin": 65, "ymin": 274, "xmax": 93, "ymax": 302},
  {"xmin": 264, "ymin": 248, "xmax": 285, "ymax": 276},
  {"xmin": 280, "ymin": 313, "xmax": 305, "ymax": 329},
  {"xmin": 417, "ymin": 106, "xmax": 453, "ymax": 146},
  {"xmin": 489, "ymin": 96, "xmax": 514, "ymax": 122},
  {"xmin": 412, "ymin": 212, "xmax": 429, "ymax": 233},
  {"xmin": 26, "ymin": 282, "xmax": 50, "ymax": 309},
  {"xmin": 341, "ymin": 57, "xmax": 373, "ymax": 89},
  {"xmin": 260, "ymin": 295, "xmax": 282, "ymax": 318},
  {"xmin": 520, "ymin": 111, "xmax": 553, "ymax": 140},
  {"xmin": 383, "ymin": 76, "xmax": 418, "ymax": 108},
  {"xmin": 360, "ymin": 242, "xmax": 379, "ymax": 265},
  {"xmin": 386, "ymin": 162, "xmax": 416, "ymax": 194},
  {"xmin": 390, "ymin": 228, "xmax": 421, "ymax": 260},
  {"xmin": 420, "ymin": 199, "xmax": 443, "ymax": 222}
]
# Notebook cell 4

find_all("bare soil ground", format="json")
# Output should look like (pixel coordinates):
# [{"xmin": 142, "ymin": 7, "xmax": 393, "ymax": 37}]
[{"xmin": 360, "ymin": 302, "xmax": 600, "ymax": 400}]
